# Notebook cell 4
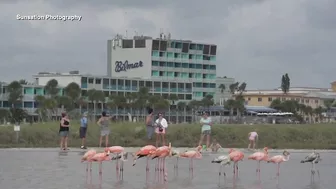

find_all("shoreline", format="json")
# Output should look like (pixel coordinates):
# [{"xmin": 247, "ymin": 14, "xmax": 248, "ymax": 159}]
[{"xmin": 1, "ymin": 147, "xmax": 335, "ymax": 153}]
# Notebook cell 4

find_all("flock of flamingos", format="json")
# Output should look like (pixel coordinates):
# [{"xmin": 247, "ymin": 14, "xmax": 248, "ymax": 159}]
[{"xmin": 80, "ymin": 143, "xmax": 322, "ymax": 184}]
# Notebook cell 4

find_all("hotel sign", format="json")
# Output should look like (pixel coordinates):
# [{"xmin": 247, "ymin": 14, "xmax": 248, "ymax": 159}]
[{"xmin": 115, "ymin": 60, "xmax": 143, "ymax": 72}]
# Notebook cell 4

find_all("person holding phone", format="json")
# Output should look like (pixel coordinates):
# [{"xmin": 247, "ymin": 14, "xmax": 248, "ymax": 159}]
[
  {"xmin": 198, "ymin": 111, "xmax": 212, "ymax": 150},
  {"xmin": 59, "ymin": 112, "xmax": 70, "ymax": 151},
  {"xmin": 154, "ymin": 113, "xmax": 168, "ymax": 147}
]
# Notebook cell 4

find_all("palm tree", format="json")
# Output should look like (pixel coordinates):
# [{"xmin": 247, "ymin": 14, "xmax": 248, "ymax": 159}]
[
  {"xmin": 44, "ymin": 79, "xmax": 59, "ymax": 98},
  {"xmin": 154, "ymin": 96, "xmax": 170, "ymax": 112},
  {"xmin": 136, "ymin": 87, "xmax": 150, "ymax": 119},
  {"xmin": 168, "ymin": 94, "xmax": 179, "ymax": 122},
  {"xmin": 201, "ymin": 94, "xmax": 214, "ymax": 111},
  {"xmin": 87, "ymin": 89, "xmax": 105, "ymax": 121},
  {"xmin": 64, "ymin": 82, "xmax": 81, "ymax": 107},
  {"xmin": 225, "ymin": 99, "xmax": 235, "ymax": 123},
  {"xmin": 18, "ymin": 79, "xmax": 28, "ymax": 85},
  {"xmin": 313, "ymin": 106, "xmax": 324, "ymax": 123},
  {"xmin": 177, "ymin": 101, "xmax": 187, "ymax": 123},
  {"xmin": 188, "ymin": 100, "xmax": 201, "ymax": 122},
  {"xmin": 34, "ymin": 95, "xmax": 46, "ymax": 122},
  {"xmin": 7, "ymin": 80, "xmax": 23, "ymax": 109}
]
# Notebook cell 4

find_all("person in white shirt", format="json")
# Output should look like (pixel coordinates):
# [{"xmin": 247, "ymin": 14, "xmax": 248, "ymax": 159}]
[
  {"xmin": 248, "ymin": 130, "xmax": 259, "ymax": 150},
  {"xmin": 154, "ymin": 112, "xmax": 168, "ymax": 147}
]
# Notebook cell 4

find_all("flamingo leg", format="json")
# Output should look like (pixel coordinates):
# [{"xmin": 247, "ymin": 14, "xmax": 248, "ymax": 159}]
[
  {"xmin": 99, "ymin": 162, "xmax": 102, "ymax": 175},
  {"xmin": 218, "ymin": 164, "xmax": 222, "ymax": 185},
  {"xmin": 164, "ymin": 157, "xmax": 167, "ymax": 182},
  {"xmin": 86, "ymin": 162, "xmax": 89, "ymax": 172},
  {"xmin": 89, "ymin": 162, "xmax": 92, "ymax": 172},
  {"xmin": 176, "ymin": 157, "xmax": 179, "ymax": 176},
  {"xmin": 276, "ymin": 163, "xmax": 280, "ymax": 176},
  {"xmin": 115, "ymin": 159, "xmax": 120, "ymax": 180},
  {"xmin": 146, "ymin": 157, "xmax": 149, "ymax": 183},
  {"xmin": 120, "ymin": 160, "xmax": 124, "ymax": 181},
  {"xmin": 191, "ymin": 158, "xmax": 194, "ymax": 179},
  {"xmin": 236, "ymin": 162, "xmax": 239, "ymax": 176}
]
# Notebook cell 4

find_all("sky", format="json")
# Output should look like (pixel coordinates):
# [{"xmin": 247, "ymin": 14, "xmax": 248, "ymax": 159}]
[{"xmin": 1, "ymin": 0, "xmax": 336, "ymax": 89}]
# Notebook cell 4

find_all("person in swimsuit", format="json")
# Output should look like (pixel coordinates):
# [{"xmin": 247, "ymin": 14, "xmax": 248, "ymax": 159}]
[
  {"xmin": 209, "ymin": 139, "xmax": 222, "ymax": 152},
  {"xmin": 248, "ymin": 130, "xmax": 258, "ymax": 150},
  {"xmin": 97, "ymin": 111, "xmax": 111, "ymax": 148},
  {"xmin": 198, "ymin": 111, "xmax": 212, "ymax": 149},
  {"xmin": 59, "ymin": 113, "xmax": 70, "ymax": 151},
  {"xmin": 154, "ymin": 113, "xmax": 168, "ymax": 147},
  {"xmin": 145, "ymin": 108, "xmax": 155, "ymax": 141}
]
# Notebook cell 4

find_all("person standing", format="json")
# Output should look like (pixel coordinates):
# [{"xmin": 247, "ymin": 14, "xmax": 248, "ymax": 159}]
[
  {"xmin": 79, "ymin": 113, "xmax": 88, "ymax": 149},
  {"xmin": 154, "ymin": 113, "xmax": 168, "ymax": 147},
  {"xmin": 248, "ymin": 130, "xmax": 259, "ymax": 150},
  {"xmin": 97, "ymin": 111, "xmax": 111, "ymax": 148},
  {"xmin": 145, "ymin": 108, "xmax": 155, "ymax": 141},
  {"xmin": 198, "ymin": 112, "xmax": 212, "ymax": 150},
  {"xmin": 59, "ymin": 113, "xmax": 70, "ymax": 151}
]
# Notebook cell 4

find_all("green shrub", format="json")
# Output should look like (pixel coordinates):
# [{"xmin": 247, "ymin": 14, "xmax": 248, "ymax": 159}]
[{"xmin": 0, "ymin": 122, "xmax": 335, "ymax": 149}]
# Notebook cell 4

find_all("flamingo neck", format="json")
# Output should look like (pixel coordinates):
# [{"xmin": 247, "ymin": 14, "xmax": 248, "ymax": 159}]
[{"xmin": 283, "ymin": 155, "xmax": 290, "ymax": 161}]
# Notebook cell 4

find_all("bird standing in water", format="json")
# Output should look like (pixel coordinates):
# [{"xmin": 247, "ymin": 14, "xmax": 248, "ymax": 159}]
[
  {"xmin": 211, "ymin": 155, "xmax": 231, "ymax": 185},
  {"xmin": 104, "ymin": 146, "xmax": 127, "ymax": 180},
  {"xmin": 267, "ymin": 150, "xmax": 290, "ymax": 176},
  {"xmin": 300, "ymin": 150, "xmax": 321, "ymax": 178},
  {"xmin": 150, "ymin": 143, "xmax": 172, "ymax": 183},
  {"xmin": 179, "ymin": 145, "xmax": 203, "ymax": 179},
  {"xmin": 90, "ymin": 152, "xmax": 111, "ymax": 176},
  {"xmin": 247, "ymin": 147, "xmax": 269, "ymax": 175},
  {"xmin": 132, "ymin": 145, "xmax": 157, "ymax": 183},
  {"xmin": 228, "ymin": 148, "xmax": 244, "ymax": 176}
]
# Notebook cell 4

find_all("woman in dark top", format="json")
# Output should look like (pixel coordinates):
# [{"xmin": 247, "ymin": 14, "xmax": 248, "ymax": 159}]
[{"xmin": 59, "ymin": 113, "xmax": 70, "ymax": 150}]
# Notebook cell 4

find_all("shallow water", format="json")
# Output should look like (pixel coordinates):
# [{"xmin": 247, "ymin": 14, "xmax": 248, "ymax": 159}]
[{"xmin": 0, "ymin": 149, "xmax": 335, "ymax": 189}]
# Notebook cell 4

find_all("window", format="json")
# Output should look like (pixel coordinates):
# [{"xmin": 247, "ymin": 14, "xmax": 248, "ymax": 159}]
[
  {"xmin": 182, "ymin": 43, "xmax": 189, "ymax": 53},
  {"xmin": 210, "ymin": 45, "xmax": 217, "ymax": 55},
  {"xmin": 305, "ymin": 99, "xmax": 309, "ymax": 103},
  {"xmin": 258, "ymin": 98, "xmax": 262, "ymax": 102},
  {"xmin": 95, "ymin": 79, "xmax": 101, "ymax": 84},
  {"xmin": 186, "ymin": 94, "xmax": 192, "ymax": 100},
  {"xmin": 248, "ymin": 97, "xmax": 251, "ymax": 101},
  {"xmin": 152, "ymin": 40, "xmax": 160, "ymax": 50},
  {"xmin": 134, "ymin": 40, "xmax": 146, "ymax": 48},
  {"xmin": 159, "ymin": 41, "xmax": 167, "ymax": 51},
  {"xmin": 203, "ymin": 45, "xmax": 210, "ymax": 55},
  {"xmin": 122, "ymin": 39, "xmax": 133, "ymax": 48},
  {"xmin": 88, "ymin": 78, "xmax": 94, "ymax": 84},
  {"xmin": 315, "ymin": 100, "xmax": 319, "ymax": 104},
  {"xmin": 268, "ymin": 97, "xmax": 272, "ymax": 102}
]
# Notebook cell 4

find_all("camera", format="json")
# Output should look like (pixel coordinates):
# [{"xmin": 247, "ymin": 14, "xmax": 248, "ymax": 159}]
[{"xmin": 159, "ymin": 127, "xmax": 163, "ymax": 132}]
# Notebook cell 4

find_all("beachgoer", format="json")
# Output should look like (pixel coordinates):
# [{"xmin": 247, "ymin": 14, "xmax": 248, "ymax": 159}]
[
  {"xmin": 209, "ymin": 139, "xmax": 222, "ymax": 152},
  {"xmin": 154, "ymin": 113, "xmax": 168, "ymax": 147},
  {"xmin": 145, "ymin": 108, "xmax": 155, "ymax": 141},
  {"xmin": 79, "ymin": 112, "xmax": 88, "ymax": 149},
  {"xmin": 59, "ymin": 113, "xmax": 70, "ymax": 151},
  {"xmin": 198, "ymin": 111, "xmax": 212, "ymax": 149},
  {"xmin": 248, "ymin": 130, "xmax": 258, "ymax": 150},
  {"xmin": 97, "ymin": 111, "xmax": 111, "ymax": 148}
]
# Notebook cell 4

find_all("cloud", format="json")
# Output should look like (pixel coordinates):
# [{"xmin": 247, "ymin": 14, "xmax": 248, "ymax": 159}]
[{"xmin": 0, "ymin": 0, "xmax": 335, "ymax": 89}]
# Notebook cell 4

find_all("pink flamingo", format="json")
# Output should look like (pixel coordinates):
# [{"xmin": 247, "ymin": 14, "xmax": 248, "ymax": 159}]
[
  {"xmin": 105, "ymin": 146, "xmax": 127, "ymax": 180},
  {"xmin": 90, "ymin": 152, "xmax": 111, "ymax": 176},
  {"xmin": 247, "ymin": 147, "xmax": 269, "ymax": 175},
  {"xmin": 150, "ymin": 143, "xmax": 172, "ymax": 183},
  {"xmin": 267, "ymin": 150, "xmax": 290, "ymax": 176},
  {"xmin": 228, "ymin": 148, "xmax": 245, "ymax": 176},
  {"xmin": 132, "ymin": 145, "xmax": 157, "ymax": 182},
  {"xmin": 179, "ymin": 146, "xmax": 202, "ymax": 179},
  {"xmin": 81, "ymin": 149, "xmax": 97, "ymax": 172}
]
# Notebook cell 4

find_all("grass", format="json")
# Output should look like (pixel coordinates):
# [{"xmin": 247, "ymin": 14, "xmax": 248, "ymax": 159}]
[{"xmin": 0, "ymin": 122, "xmax": 336, "ymax": 149}]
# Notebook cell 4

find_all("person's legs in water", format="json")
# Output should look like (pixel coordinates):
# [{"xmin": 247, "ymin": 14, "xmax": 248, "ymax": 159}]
[
  {"xmin": 206, "ymin": 131, "xmax": 211, "ymax": 148},
  {"xmin": 252, "ymin": 140, "xmax": 256, "ymax": 149},
  {"xmin": 60, "ymin": 136, "xmax": 64, "ymax": 150},
  {"xmin": 105, "ymin": 135, "xmax": 109, "ymax": 147},
  {"xmin": 99, "ymin": 136, "xmax": 103, "ymax": 148},
  {"xmin": 64, "ymin": 136, "xmax": 68, "ymax": 150},
  {"xmin": 80, "ymin": 127, "xmax": 87, "ymax": 148},
  {"xmin": 248, "ymin": 140, "xmax": 254, "ymax": 149},
  {"xmin": 198, "ymin": 133, "xmax": 205, "ymax": 146},
  {"xmin": 155, "ymin": 133, "xmax": 160, "ymax": 147}
]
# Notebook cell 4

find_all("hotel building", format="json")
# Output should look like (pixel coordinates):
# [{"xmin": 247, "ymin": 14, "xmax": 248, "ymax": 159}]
[{"xmin": 0, "ymin": 34, "xmax": 235, "ymax": 122}]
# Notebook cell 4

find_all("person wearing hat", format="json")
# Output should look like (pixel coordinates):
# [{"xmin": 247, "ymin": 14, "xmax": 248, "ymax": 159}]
[
  {"xmin": 198, "ymin": 111, "xmax": 212, "ymax": 150},
  {"xmin": 79, "ymin": 112, "xmax": 88, "ymax": 149}
]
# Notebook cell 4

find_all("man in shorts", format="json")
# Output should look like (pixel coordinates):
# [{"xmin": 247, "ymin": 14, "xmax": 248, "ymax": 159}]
[
  {"xmin": 198, "ymin": 111, "xmax": 212, "ymax": 149},
  {"xmin": 79, "ymin": 113, "xmax": 88, "ymax": 149}
]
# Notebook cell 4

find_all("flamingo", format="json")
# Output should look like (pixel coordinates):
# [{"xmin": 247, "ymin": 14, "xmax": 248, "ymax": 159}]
[
  {"xmin": 267, "ymin": 150, "xmax": 290, "ymax": 176},
  {"xmin": 150, "ymin": 143, "xmax": 172, "ymax": 182},
  {"xmin": 211, "ymin": 155, "xmax": 231, "ymax": 185},
  {"xmin": 300, "ymin": 150, "xmax": 321, "ymax": 177},
  {"xmin": 90, "ymin": 152, "xmax": 111, "ymax": 175},
  {"xmin": 179, "ymin": 145, "xmax": 203, "ymax": 178},
  {"xmin": 228, "ymin": 148, "xmax": 244, "ymax": 176},
  {"xmin": 132, "ymin": 145, "xmax": 157, "ymax": 182},
  {"xmin": 247, "ymin": 147, "xmax": 269, "ymax": 174},
  {"xmin": 105, "ymin": 146, "xmax": 127, "ymax": 180},
  {"xmin": 81, "ymin": 149, "xmax": 97, "ymax": 173}
]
